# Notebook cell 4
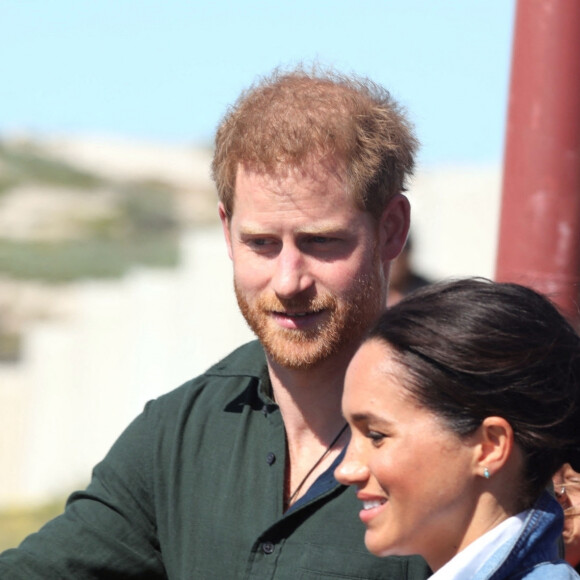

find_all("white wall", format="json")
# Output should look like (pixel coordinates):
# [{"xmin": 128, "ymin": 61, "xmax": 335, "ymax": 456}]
[
  {"xmin": 0, "ymin": 227, "xmax": 254, "ymax": 506},
  {"xmin": 409, "ymin": 165, "xmax": 502, "ymax": 282}
]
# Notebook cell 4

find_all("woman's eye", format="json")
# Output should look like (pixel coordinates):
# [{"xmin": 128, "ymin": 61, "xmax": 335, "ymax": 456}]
[{"xmin": 367, "ymin": 431, "xmax": 386, "ymax": 445}]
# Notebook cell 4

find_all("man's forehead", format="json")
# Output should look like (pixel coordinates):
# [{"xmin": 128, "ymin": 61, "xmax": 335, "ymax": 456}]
[
  {"xmin": 231, "ymin": 163, "xmax": 356, "ymax": 215},
  {"xmin": 235, "ymin": 155, "xmax": 347, "ymax": 185}
]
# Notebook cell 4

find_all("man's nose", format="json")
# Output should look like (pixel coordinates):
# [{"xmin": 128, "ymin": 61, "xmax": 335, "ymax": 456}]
[{"xmin": 271, "ymin": 244, "xmax": 314, "ymax": 298}]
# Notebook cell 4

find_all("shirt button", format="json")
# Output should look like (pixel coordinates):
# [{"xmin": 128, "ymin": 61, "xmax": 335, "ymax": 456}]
[
  {"xmin": 262, "ymin": 542, "xmax": 275, "ymax": 554},
  {"xmin": 266, "ymin": 452, "xmax": 276, "ymax": 465}
]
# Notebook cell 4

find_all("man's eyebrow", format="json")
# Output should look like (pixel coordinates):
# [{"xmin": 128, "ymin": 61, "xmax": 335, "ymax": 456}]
[
  {"xmin": 238, "ymin": 224, "xmax": 352, "ymax": 237},
  {"xmin": 298, "ymin": 226, "xmax": 349, "ymax": 235},
  {"xmin": 237, "ymin": 226, "xmax": 269, "ymax": 236},
  {"xmin": 235, "ymin": 222, "xmax": 279, "ymax": 236}
]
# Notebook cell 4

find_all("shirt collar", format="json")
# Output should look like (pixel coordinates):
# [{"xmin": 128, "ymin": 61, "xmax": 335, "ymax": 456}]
[{"xmin": 430, "ymin": 511, "xmax": 528, "ymax": 580}]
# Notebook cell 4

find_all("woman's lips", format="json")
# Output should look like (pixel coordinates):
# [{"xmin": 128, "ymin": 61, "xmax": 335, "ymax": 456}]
[{"xmin": 358, "ymin": 497, "xmax": 387, "ymax": 524}]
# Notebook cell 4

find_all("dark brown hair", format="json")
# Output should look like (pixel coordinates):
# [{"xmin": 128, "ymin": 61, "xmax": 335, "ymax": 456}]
[
  {"xmin": 211, "ymin": 65, "xmax": 418, "ymax": 219},
  {"xmin": 369, "ymin": 278, "xmax": 580, "ymax": 509}
]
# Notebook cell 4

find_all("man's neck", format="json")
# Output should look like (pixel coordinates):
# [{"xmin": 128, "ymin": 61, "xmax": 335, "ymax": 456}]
[
  {"xmin": 266, "ymin": 353, "xmax": 352, "ymax": 508},
  {"xmin": 267, "ymin": 354, "xmax": 348, "ymax": 440}
]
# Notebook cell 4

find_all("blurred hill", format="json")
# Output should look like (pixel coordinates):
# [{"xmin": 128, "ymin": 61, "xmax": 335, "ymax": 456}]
[
  {"xmin": 0, "ymin": 135, "xmax": 503, "ymax": 368},
  {"xmin": 0, "ymin": 134, "xmax": 502, "ymax": 522},
  {"xmin": 0, "ymin": 134, "xmax": 218, "ymax": 252},
  {"xmin": 0, "ymin": 135, "xmax": 219, "ymax": 362}
]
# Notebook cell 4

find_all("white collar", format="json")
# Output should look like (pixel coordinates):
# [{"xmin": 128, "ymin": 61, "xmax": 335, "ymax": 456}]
[{"xmin": 429, "ymin": 511, "xmax": 529, "ymax": 580}]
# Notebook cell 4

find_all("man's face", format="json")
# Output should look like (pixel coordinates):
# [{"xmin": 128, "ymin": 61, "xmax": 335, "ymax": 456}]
[{"xmin": 220, "ymin": 162, "xmax": 398, "ymax": 370}]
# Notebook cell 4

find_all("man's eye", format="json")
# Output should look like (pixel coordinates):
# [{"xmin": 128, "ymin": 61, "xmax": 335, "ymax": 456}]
[
  {"xmin": 306, "ymin": 236, "xmax": 338, "ymax": 245},
  {"xmin": 246, "ymin": 238, "xmax": 275, "ymax": 248}
]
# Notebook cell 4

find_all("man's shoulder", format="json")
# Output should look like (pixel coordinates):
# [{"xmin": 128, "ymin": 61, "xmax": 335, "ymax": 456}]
[
  {"xmin": 123, "ymin": 340, "xmax": 271, "ymax": 459},
  {"xmin": 203, "ymin": 339, "xmax": 267, "ymax": 378},
  {"xmin": 150, "ymin": 339, "xmax": 267, "ymax": 413}
]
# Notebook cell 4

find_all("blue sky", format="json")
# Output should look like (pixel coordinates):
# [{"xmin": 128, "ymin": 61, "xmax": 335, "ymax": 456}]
[{"xmin": 1, "ymin": 1, "xmax": 515, "ymax": 167}]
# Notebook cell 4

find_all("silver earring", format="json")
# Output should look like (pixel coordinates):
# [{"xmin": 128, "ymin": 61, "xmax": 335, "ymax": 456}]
[{"xmin": 484, "ymin": 467, "xmax": 490, "ymax": 479}]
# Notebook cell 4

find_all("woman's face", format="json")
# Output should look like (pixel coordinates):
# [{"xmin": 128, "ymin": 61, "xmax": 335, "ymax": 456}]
[{"xmin": 335, "ymin": 339, "xmax": 480, "ymax": 571}]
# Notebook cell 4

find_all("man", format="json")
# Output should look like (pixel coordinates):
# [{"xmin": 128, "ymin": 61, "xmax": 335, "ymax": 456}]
[{"xmin": 0, "ymin": 67, "xmax": 430, "ymax": 578}]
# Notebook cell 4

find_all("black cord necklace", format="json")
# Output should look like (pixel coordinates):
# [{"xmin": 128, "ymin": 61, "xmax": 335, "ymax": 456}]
[{"xmin": 285, "ymin": 422, "xmax": 349, "ymax": 508}]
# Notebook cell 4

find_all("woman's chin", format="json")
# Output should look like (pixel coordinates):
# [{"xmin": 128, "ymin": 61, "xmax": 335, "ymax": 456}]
[{"xmin": 365, "ymin": 535, "xmax": 408, "ymax": 559}]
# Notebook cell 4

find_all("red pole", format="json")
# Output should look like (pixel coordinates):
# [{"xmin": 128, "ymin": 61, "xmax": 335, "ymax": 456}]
[{"xmin": 495, "ymin": 0, "xmax": 580, "ymax": 325}]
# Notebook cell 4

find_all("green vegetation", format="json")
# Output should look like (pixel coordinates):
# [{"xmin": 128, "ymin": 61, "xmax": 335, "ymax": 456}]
[
  {"xmin": 0, "ymin": 139, "xmax": 190, "ymax": 361},
  {"xmin": 117, "ymin": 182, "xmax": 179, "ymax": 233},
  {"xmin": 0, "ymin": 142, "xmax": 182, "ymax": 282},
  {"xmin": 0, "ymin": 233, "xmax": 179, "ymax": 282},
  {"xmin": 0, "ymin": 141, "xmax": 103, "ymax": 192},
  {"xmin": 0, "ymin": 331, "xmax": 21, "ymax": 363}
]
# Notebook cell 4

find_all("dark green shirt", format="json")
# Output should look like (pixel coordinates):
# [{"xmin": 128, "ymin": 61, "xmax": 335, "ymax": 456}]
[{"xmin": 0, "ymin": 341, "xmax": 430, "ymax": 579}]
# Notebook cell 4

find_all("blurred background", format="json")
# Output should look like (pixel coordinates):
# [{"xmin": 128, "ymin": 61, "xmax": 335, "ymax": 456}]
[{"xmin": 0, "ymin": 0, "xmax": 515, "ymax": 548}]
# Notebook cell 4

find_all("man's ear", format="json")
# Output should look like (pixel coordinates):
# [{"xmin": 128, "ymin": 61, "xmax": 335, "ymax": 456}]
[
  {"xmin": 218, "ymin": 202, "xmax": 234, "ymax": 261},
  {"xmin": 474, "ymin": 416, "xmax": 514, "ymax": 479},
  {"xmin": 378, "ymin": 194, "xmax": 411, "ymax": 267}
]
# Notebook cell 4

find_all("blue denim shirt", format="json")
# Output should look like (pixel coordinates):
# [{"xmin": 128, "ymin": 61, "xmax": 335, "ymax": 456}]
[{"xmin": 472, "ymin": 491, "xmax": 579, "ymax": 579}]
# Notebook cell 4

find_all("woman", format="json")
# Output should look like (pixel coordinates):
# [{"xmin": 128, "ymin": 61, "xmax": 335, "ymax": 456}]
[{"xmin": 335, "ymin": 278, "xmax": 580, "ymax": 579}]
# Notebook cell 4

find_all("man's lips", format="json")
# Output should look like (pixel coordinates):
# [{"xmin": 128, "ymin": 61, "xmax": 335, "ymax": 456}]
[
  {"xmin": 270, "ymin": 309, "xmax": 326, "ymax": 328},
  {"xmin": 274, "ymin": 311, "xmax": 318, "ymax": 317}
]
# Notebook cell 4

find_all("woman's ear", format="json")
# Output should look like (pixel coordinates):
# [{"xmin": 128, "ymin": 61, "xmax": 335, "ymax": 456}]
[
  {"xmin": 474, "ymin": 416, "xmax": 514, "ymax": 479},
  {"xmin": 378, "ymin": 194, "xmax": 411, "ymax": 267}
]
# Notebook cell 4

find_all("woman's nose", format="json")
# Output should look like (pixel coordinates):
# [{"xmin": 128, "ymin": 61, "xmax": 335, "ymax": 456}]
[{"xmin": 334, "ymin": 448, "xmax": 370, "ymax": 486}]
